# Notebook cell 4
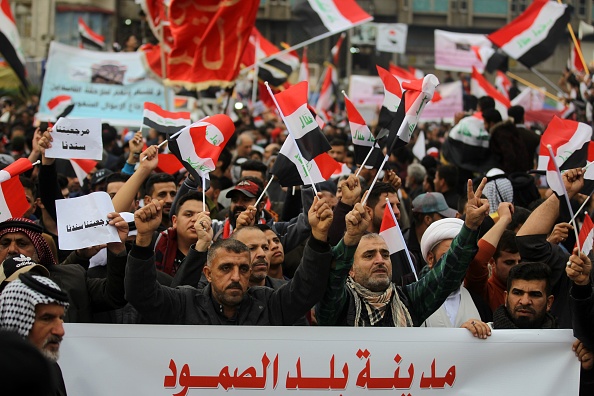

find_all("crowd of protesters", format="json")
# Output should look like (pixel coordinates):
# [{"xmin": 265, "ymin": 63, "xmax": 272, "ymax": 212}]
[{"xmin": 0, "ymin": 67, "xmax": 593, "ymax": 395}]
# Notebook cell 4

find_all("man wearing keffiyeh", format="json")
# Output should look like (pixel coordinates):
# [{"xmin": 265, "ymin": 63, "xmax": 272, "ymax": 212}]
[
  {"xmin": 0, "ymin": 273, "xmax": 69, "ymax": 395},
  {"xmin": 316, "ymin": 178, "xmax": 490, "ymax": 327}
]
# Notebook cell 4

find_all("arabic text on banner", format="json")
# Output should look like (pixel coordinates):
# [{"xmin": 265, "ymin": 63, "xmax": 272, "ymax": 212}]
[
  {"xmin": 60, "ymin": 325, "xmax": 579, "ymax": 395},
  {"xmin": 45, "ymin": 117, "xmax": 103, "ymax": 160}
]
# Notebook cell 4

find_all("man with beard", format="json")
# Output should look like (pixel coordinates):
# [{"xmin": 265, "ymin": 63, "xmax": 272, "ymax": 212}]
[{"xmin": 0, "ymin": 273, "xmax": 70, "ymax": 395}]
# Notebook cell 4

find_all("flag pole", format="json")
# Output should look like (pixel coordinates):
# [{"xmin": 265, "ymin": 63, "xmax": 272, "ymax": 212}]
[
  {"xmin": 201, "ymin": 174, "xmax": 207, "ymax": 212},
  {"xmin": 264, "ymin": 81, "xmax": 318, "ymax": 195},
  {"xmin": 530, "ymin": 67, "xmax": 564, "ymax": 93},
  {"xmin": 558, "ymin": 0, "xmax": 590, "ymax": 73},
  {"xmin": 32, "ymin": 160, "xmax": 40, "ymax": 166},
  {"xmin": 251, "ymin": 35, "xmax": 260, "ymax": 107},
  {"xmin": 546, "ymin": 144, "xmax": 581, "ymax": 253},
  {"xmin": 361, "ymin": 155, "xmax": 389, "ymax": 207},
  {"xmin": 254, "ymin": 176, "xmax": 275, "ymax": 208},
  {"xmin": 386, "ymin": 197, "xmax": 418, "ymax": 281},
  {"xmin": 570, "ymin": 195, "xmax": 591, "ymax": 224},
  {"xmin": 505, "ymin": 71, "xmax": 562, "ymax": 102}
]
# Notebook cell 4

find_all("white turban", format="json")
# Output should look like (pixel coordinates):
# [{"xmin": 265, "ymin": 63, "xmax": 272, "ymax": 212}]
[{"xmin": 420, "ymin": 218, "xmax": 464, "ymax": 262}]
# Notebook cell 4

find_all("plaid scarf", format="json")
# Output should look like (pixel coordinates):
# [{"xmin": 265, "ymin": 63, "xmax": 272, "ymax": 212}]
[{"xmin": 346, "ymin": 277, "xmax": 413, "ymax": 327}]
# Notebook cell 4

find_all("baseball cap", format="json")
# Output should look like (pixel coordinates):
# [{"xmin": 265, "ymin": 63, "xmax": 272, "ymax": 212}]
[
  {"xmin": 226, "ymin": 179, "xmax": 263, "ymax": 199},
  {"xmin": 412, "ymin": 192, "xmax": 458, "ymax": 218},
  {"xmin": 0, "ymin": 254, "xmax": 49, "ymax": 284},
  {"xmin": 91, "ymin": 168, "xmax": 113, "ymax": 186}
]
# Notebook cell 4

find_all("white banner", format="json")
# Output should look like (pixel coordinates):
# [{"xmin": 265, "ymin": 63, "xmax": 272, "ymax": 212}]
[
  {"xmin": 60, "ymin": 324, "xmax": 579, "ymax": 395},
  {"xmin": 434, "ymin": 30, "xmax": 491, "ymax": 73},
  {"xmin": 376, "ymin": 23, "xmax": 408, "ymax": 54},
  {"xmin": 37, "ymin": 41, "xmax": 166, "ymax": 127}
]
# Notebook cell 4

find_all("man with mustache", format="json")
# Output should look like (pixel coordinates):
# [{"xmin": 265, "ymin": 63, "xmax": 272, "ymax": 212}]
[
  {"xmin": 143, "ymin": 173, "xmax": 177, "ymax": 232},
  {"xmin": 126, "ymin": 193, "xmax": 338, "ymax": 325},
  {"xmin": 0, "ymin": 272, "xmax": 70, "ymax": 395}
]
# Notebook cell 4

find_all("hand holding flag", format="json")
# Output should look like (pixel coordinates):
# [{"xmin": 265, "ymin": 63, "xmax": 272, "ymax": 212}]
[{"xmin": 344, "ymin": 202, "xmax": 370, "ymax": 247}]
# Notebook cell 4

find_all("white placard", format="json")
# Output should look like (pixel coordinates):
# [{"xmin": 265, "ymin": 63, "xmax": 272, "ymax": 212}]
[
  {"xmin": 46, "ymin": 117, "xmax": 103, "ymax": 160},
  {"xmin": 56, "ymin": 192, "xmax": 120, "ymax": 250},
  {"xmin": 60, "ymin": 325, "xmax": 579, "ymax": 396},
  {"xmin": 376, "ymin": 23, "xmax": 408, "ymax": 54}
]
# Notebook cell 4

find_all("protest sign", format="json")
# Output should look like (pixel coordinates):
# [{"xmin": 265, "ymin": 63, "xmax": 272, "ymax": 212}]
[
  {"xmin": 37, "ymin": 41, "xmax": 166, "ymax": 127},
  {"xmin": 434, "ymin": 30, "xmax": 491, "ymax": 73},
  {"xmin": 56, "ymin": 192, "xmax": 120, "ymax": 250},
  {"xmin": 376, "ymin": 23, "xmax": 408, "ymax": 53},
  {"xmin": 45, "ymin": 117, "xmax": 103, "ymax": 160},
  {"xmin": 60, "ymin": 325, "xmax": 579, "ymax": 395}
]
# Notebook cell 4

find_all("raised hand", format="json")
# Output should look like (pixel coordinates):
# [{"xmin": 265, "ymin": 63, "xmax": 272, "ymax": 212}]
[
  {"xmin": 496, "ymin": 202, "xmax": 514, "ymax": 226},
  {"xmin": 566, "ymin": 248, "xmax": 592, "ymax": 286},
  {"xmin": 344, "ymin": 202, "xmax": 370, "ymax": 246},
  {"xmin": 134, "ymin": 199, "xmax": 163, "ymax": 247},
  {"xmin": 340, "ymin": 174, "xmax": 362, "ymax": 206},
  {"xmin": 139, "ymin": 145, "xmax": 159, "ymax": 172},
  {"xmin": 547, "ymin": 222, "xmax": 573, "ymax": 245},
  {"xmin": 106, "ymin": 212, "xmax": 129, "ymax": 254},
  {"xmin": 464, "ymin": 178, "xmax": 490, "ymax": 231},
  {"xmin": 383, "ymin": 169, "xmax": 401, "ymax": 191},
  {"xmin": 38, "ymin": 128, "xmax": 55, "ymax": 165},
  {"xmin": 562, "ymin": 168, "xmax": 584, "ymax": 198},
  {"xmin": 308, "ymin": 193, "xmax": 333, "ymax": 242},
  {"xmin": 194, "ymin": 212, "xmax": 213, "ymax": 252},
  {"xmin": 235, "ymin": 205, "xmax": 257, "ymax": 229}
]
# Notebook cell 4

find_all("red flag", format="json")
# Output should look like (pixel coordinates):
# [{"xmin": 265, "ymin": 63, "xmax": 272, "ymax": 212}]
[
  {"xmin": 70, "ymin": 159, "xmax": 98, "ymax": 184},
  {"xmin": 143, "ymin": 102, "xmax": 191, "ymax": 134},
  {"xmin": 292, "ymin": 0, "xmax": 372, "ymax": 40},
  {"xmin": 299, "ymin": 47, "xmax": 309, "ymax": 83},
  {"xmin": 389, "ymin": 63, "xmax": 415, "ymax": 82},
  {"xmin": 569, "ymin": 40, "xmax": 585, "ymax": 73},
  {"xmin": 0, "ymin": 158, "xmax": 33, "ymax": 183},
  {"xmin": 344, "ymin": 95, "xmax": 381, "ymax": 167},
  {"xmin": 167, "ymin": 0, "xmax": 259, "ymax": 89},
  {"xmin": 495, "ymin": 70, "xmax": 512, "ymax": 100},
  {"xmin": 0, "ymin": 177, "xmax": 29, "ymax": 221},
  {"xmin": 470, "ymin": 67, "xmax": 511, "ymax": 115},
  {"xmin": 274, "ymin": 81, "xmax": 332, "ymax": 161},
  {"xmin": 577, "ymin": 215, "xmax": 594, "ymax": 256},
  {"xmin": 156, "ymin": 154, "xmax": 184, "ymax": 175},
  {"xmin": 315, "ymin": 64, "xmax": 337, "ymax": 120},
  {"xmin": 168, "ymin": 115, "xmax": 235, "ymax": 181},
  {"xmin": 487, "ymin": 0, "xmax": 571, "ymax": 68}
]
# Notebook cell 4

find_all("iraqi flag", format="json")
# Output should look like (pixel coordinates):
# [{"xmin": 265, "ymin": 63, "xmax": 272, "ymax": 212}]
[
  {"xmin": 315, "ymin": 63, "xmax": 337, "ymax": 120},
  {"xmin": 379, "ymin": 203, "xmax": 406, "ymax": 254},
  {"xmin": 389, "ymin": 63, "xmax": 415, "ymax": 83},
  {"xmin": 78, "ymin": 18, "xmax": 105, "ymax": 50},
  {"xmin": 487, "ymin": 0, "xmax": 571, "ymax": 68},
  {"xmin": 156, "ymin": 153, "xmax": 184, "ymax": 175},
  {"xmin": 0, "ymin": 158, "xmax": 33, "ymax": 183},
  {"xmin": 299, "ymin": 47, "xmax": 309, "ymax": 83},
  {"xmin": 0, "ymin": 0, "xmax": 27, "ymax": 87},
  {"xmin": 271, "ymin": 134, "xmax": 340, "ymax": 187},
  {"xmin": 330, "ymin": 33, "xmax": 346, "ymax": 65},
  {"xmin": 168, "ymin": 114, "xmax": 235, "ymax": 181},
  {"xmin": 344, "ymin": 94, "xmax": 382, "ymax": 168},
  {"xmin": 568, "ymin": 40, "xmax": 585, "ymax": 73},
  {"xmin": 537, "ymin": 116, "xmax": 592, "ymax": 196},
  {"xmin": 577, "ymin": 215, "xmax": 594, "ymax": 256},
  {"xmin": 291, "ymin": 0, "xmax": 372, "ymax": 39},
  {"xmin": 47, "ymin": 95, "xmax": 74, "ymax": 119},
  {"xmin": 376, "ymin": 65, "xmax": 402, "ymax": 133},
  {"xmin": 470, "ymin": 67, "xmax": 511, "ymax": 116},
  {"xmin": 383, "ymin": 74, "xmax": 440, "ymax": 154},
  {"xmin": 274, "ymin": 81, "xmax": 331, "ymax": 161},
  {"xmin": 0, "ymin": 176, "xmax": 29, "ymax": 222},
  {"xmin": 143, "ymin": 102, "xmax": 191, "ymax": 135},
  {"xmin": 70, "ymin": 159, "xmax": 97, "ymax": 184}
]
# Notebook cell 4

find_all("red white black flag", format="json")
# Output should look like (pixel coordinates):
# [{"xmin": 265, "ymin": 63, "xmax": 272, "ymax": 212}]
[
  {"xmin": 291, "ymin": 0, "xmax": 372, "ymax": 39},
  {"xmin": 470, "ymin": 67, "xmax": 511, "ymax": 116},
  {"xmin": 344, "ymin": 94, "xmax": 382, "ymax": 168},
  {"xmin": 0, "ymin": 158, "xmax": 33, "ymax": 183},
  {"xmin": 0, "ymin": 176, "xmax": 29, "ymax": 221},
  {"xmin": 0, "ymin": 0, "xmax": 27, "ymax": 87},
  {"xmin": 487, "ymin": 0, "xmax": 571, "ymax": 68},
  {"xmin": 168, "ymin": 114, "xmax": 235, "ymax": 181},
  {"xmin": 274, "ymin": 81, "xmax": 331, "ymax": 161},
  {"xmin": 143, "ymin": 102, "xmax": 191, "ymax": 135},
  {"xmin": 78, "ymin": 18, "xmax": 105, "ymax": 50},
  {"xmin": 376, "ymin": 65, "xmax": 402, "ymax": 134}
]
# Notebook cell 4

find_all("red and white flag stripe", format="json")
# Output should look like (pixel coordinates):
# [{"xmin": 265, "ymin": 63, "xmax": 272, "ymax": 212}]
[
  {"xmin": 0, "ymin": 158, "xmax": 33, "ymax": 183},
  {"xmin": 315, "ymin": 64, "xmax": 337, "ymax": 119},
  {"xmin": 379, "ymin": 203, "xmax": 406, "ymax": 254},
  {"xmin": 70, "ymin": 159, "xmax": 97, "ymax": 184},
  {"xmin": 47, "ymin": 95, "xmax": 73, "ymax": 118},
  {"xmin": 577, "ymin": 215, "xmax": 594, "ymax": 256},
  {"xmin": 470, "ymin": 67, "xmax": 511, "ymax": 116},
  {"xmin": 0, "ymin": 177, "xmax": 29, "ymax": 222},
  {"xmin": 495, "ymin": 70, "xmax": 512, "ymax": 100},
  {"xmin": 292, "ymin": 0, "xmax": 373, "ymax": 38},
  {"xmin": 78, "ymin": 17, "xmax": 105, "ymax": 50},
  {"xmin": 487, "ymin": 0, "xmax": 571, "ymax": 68},
  {"xmin": 143, "ymin": 102, "xmax": 191, "ymax": 135},
  {"xmin": 299, "ymin": 47, "xmax": 309, "ymax": 83}
]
